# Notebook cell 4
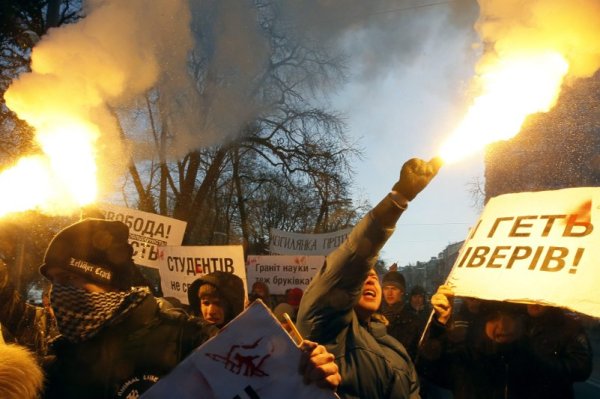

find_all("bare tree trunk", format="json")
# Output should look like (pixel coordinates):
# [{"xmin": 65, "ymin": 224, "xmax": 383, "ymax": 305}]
[
  {"xmin": 128, "ymin": 164, "xmax": 155, "ymax": 212},
  {"xmin": 180, "ymin": 147, "xmax": 229, "ymax": 241},
  {"xmin": 173, "ymin": 151, "xmax": 201, "ymax": 220},
  {"xmin": 159, "ymin": 120, "xmax": 168, "ymax": 215},
  {"xmin": 313, "ymin": 176, "xmax": 329, "ymax": 233},
  {"xmin": 232, "ymin": 148, "xmax": 250, "ymax": 248},
  {"xmin": 110, "ymin": 106, "xmax": 155, "ymax": 212}
]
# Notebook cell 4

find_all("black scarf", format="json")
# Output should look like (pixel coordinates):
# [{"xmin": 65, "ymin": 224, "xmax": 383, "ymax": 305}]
[{"xmin": 50, "ymin": 284, "xmax": 149, "ymax": 343}]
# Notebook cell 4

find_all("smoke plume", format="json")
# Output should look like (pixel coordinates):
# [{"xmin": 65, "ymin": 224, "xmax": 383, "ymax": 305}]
[
  {"xmin": 475, "ymin": 0, "xmax": 600, "ymax": 81},
  {"xmin": 4, "ymin": 0, "xmax": 194, "ymax": 197},
  {"xmin": 18, "ymin": 0, "xmax": 600, "ymax": 207}
]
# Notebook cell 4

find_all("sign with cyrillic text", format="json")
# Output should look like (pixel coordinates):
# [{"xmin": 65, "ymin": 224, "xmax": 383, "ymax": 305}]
[
  {"xmin": 141, "ymin": 300, "xmax": 338, "ymax": 399},
  {"xmin": 99, "ymin": 204, "xmax": 187, "ymax": 268},
  {"xmin": 447, "ymin": 187, "xmax": 600, "ymax": 318},
  {"xmin": 269, "ymin": 227, "xmax": 351, "ymax": 255},
  {"xmin": 158, "ymin": 245, "xmax": 246, "ymax": 305},
  {"xmin": 246, "ymin": 255, "xmax": 324, "ymax": 295}
]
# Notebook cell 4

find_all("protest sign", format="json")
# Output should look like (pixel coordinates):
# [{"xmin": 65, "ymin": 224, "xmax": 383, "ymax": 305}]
[
  {"xmin": 246, "ymin": 255, "xmax": 324, "ymax": 295},
  {"xmin": 99, "ymin": 203, "xmax": 187, "ymax": 268},
  {"xmin": 447, "ymin": 187, "xmax": 600, "ymax": 318},
  {"xmin": 270, "ymin": 227, "xmax": 351, "ymax": 255},
  {"xmin": 141, "ymin": 300, "xmax": 338, "ymax": 399},
  {"xmin": 158, "ymin": 245, "xmax": 246, "ymax": 305}
]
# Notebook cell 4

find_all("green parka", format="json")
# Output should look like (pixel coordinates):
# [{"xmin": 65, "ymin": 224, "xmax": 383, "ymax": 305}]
[{"xmin": 297, "ymin": 195, "xmax": 420, "ymax": 399}]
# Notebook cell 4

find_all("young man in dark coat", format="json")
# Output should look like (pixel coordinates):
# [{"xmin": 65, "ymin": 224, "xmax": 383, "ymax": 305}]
[
  {"xmin": 38, "ymin": 219, "xmax": 218, "ymax": 398},
  {"xmin": 297, "ymin": 157, "xmax": 441, "ymax": 399},
  {"xmin": 380, "ymin": 271, "xmax": 406, "ymax": 320},
  {"xmin": 383, "ymin": 280, "xmax": 430, "ymax": 361}
]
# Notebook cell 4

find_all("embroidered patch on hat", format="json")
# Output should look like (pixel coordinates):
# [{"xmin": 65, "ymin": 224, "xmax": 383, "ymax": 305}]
[{"xmin": 67, "ymin": 257, "xmax": 112, "ymax": 283}]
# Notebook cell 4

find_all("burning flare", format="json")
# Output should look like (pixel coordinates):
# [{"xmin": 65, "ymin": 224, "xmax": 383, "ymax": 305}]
[
  {"xmin": 439, "ymin": 51, "xmax": 569, "ymax": 163},
  {"xmin": 0, "ymin": 0, "xmax": 193, "ymax": 218},
  {"xmin": 0, "ymin": 120, "xmax": 98, "ymax": 217}
]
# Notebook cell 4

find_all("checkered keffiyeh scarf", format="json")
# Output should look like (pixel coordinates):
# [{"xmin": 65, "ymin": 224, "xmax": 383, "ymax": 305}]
[{"xmin": 51, "ymin": 284, "xmax": 150, "ymax": 343}]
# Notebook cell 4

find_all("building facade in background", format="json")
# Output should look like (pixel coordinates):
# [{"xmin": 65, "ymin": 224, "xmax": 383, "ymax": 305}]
[{"xmin": 399, "ymin": 241, "xmax": 463, "ymax": 297}]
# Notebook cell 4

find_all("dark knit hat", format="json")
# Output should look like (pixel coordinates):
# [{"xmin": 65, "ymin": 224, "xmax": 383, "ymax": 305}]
[
  {"xmin": 410, "ymin": 285, "xmax": 426, "ymax": 297},
  {"xmin": 187, "ymin": 271, "xmax": 245, "ymax": 325},
  {"xmin": 382, "ymin": 270, "xmax": 406, "ymax": 291},
  {"xmin": 40, "ymin": 219, "xmax": 138, "ymax": 291},
  {"xmin": 483, "ymin": 301, "xmax": 527, "ymax": 321}
]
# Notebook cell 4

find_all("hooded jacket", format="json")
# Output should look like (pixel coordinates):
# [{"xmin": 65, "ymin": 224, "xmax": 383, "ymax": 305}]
[
  {"xmin": 187, "ymin": 271, "xmax": 245, "ymax": 326},
  {"xmin": 297, "ymin": 196, "xmax": 420, "ymax": 399}
]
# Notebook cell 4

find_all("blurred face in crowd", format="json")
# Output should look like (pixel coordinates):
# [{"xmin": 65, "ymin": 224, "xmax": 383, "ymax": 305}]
[
  {"xmin": 251, "ymin": 285, "xmax": 267, "ymax": 299},
  {"xmin": 485, "ymin": 311, "xmax": 524, "ymax": 344},
  {"xmin": 355, "ymin": 269, "xmax": 382, "ymax": 322},
  {"xmin": 45, "ymin": 268, "xmax": 112, "ymax": 293},
  {"xmin": 527, "ymin": 304, "xmax": 548, "ymax": 318},
  {"xmin": 410, "ymin": 294, "xmax": 425, "ymax": 311},
  {"xmin": 464, "ymin": 297, "xmax": 482, "ymax": 314},
  {"xmin": 382, "ymin": 284, "xmax": 403, "ymax": 306},
  {"xmin": 199, "ymin": 293, "xmax": 226, "ymax": 327}
]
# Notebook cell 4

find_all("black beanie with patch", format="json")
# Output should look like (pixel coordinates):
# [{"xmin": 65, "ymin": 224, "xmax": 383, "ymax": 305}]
[{"xmin": 40, "ymin": 218, "xmax": 140, "ymax": 291}]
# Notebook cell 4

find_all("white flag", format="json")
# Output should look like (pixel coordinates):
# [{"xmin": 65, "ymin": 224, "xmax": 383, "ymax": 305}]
[{"xmin": 141, "ymin": 300, "xmax": 338, "ymax": 399}]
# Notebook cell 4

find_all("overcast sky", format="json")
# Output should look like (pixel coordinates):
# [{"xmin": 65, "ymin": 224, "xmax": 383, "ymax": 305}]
[{"xmin": 331, "ymin": 2, "xmax": 484, "ymax": 266}]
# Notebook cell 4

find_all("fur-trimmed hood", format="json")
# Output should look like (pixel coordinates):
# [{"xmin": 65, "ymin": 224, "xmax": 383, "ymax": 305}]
[{"xmin": 187, "ymin": 271, "xmax": 245, "ymax": 325}]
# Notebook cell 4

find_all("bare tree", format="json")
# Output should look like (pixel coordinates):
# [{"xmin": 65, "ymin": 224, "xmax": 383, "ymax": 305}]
[
  {"xmin": 0, "ymin": 0, "xmax": 82, "ymax": 296},
  {"xmin": 120, "ymin": 1, "xmax": 363, "ymax": 250},
  {"xmin": 466, "ymin": 175, "xmax": 485, "ymax": 211}
]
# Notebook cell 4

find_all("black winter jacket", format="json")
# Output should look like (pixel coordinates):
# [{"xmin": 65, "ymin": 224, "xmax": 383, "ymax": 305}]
[
  {"xmin": 525, "ymin": 309, "xmax": 592, "ymax": 399},
  {"xmin": 419, "ymin": 320, "xmax": 533, "ymax": 399},
  {"xmin": 383, "ymin": 302, "xmax": 428, "ymax": 360},
  {"xmin": 297, "ymin": 199, "xmax": 420, "ymax": 399},
  {"xmin": 43, "ymin": 294, "xmax": 217, "ymax": 398}
]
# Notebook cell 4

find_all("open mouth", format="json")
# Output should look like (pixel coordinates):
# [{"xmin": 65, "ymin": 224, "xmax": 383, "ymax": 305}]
[{"xmin": 363, "ymin": 289, "xmax": 376, "ymax": 298}]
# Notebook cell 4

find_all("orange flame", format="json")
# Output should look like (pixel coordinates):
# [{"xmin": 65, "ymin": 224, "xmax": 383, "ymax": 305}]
[
  {"xmin": 439, "ymin": 51, "xmax": 569, "ymax": 164},
  {"xmin": 0, "ymin": 120, "xmax": 98, "ymax": 217},
  {"xmin": 0, "ymin": 0, "xmax": 195, "ymax": 219}
]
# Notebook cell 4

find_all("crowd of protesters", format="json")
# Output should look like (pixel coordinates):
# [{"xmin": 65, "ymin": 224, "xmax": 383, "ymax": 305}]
[
  {"xmin": 0, "ymin": 220, "xmax": 340, "ymax": 398},
  {"xmin": 0, "ymin": 156, "xmax": 595, "ymax": 398}
]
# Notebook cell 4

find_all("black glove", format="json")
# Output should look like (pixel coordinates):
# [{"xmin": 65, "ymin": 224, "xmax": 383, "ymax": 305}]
[{"xmin": 392, "ymin": 157, "xmax": 442, "ymax": 202}]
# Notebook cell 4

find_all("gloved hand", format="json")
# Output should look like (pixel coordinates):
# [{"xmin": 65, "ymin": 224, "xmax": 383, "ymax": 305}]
[
  {"xmin": 392, "ymin": 157, "xmax": 442, "ymax": 202},
  {"xmin": 431, "ymin": 284, "xmax": 454, "ymax": 325}
]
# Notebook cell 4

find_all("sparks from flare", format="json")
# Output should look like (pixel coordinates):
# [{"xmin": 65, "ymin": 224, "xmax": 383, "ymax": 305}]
[
  {"xmin": 0, "ymin": 120, "xmax": 98, "ymax": 217},
  {"xmin": 439, "ymin": 52, "xmax": 569, "ymax": 164}
]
